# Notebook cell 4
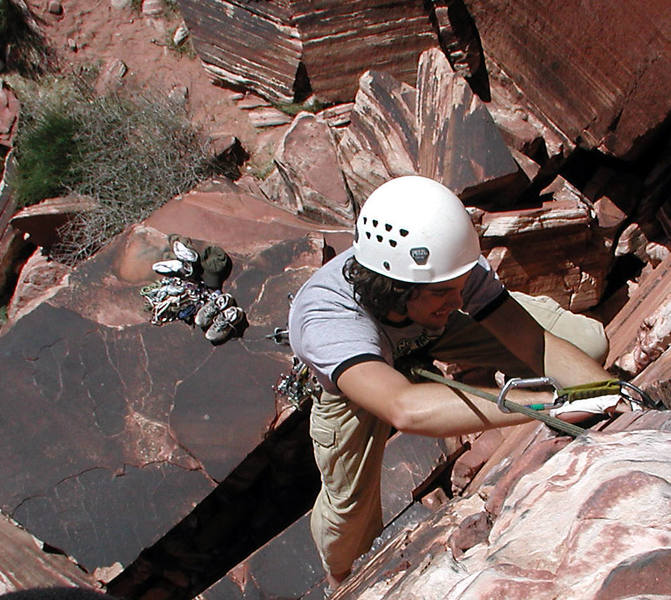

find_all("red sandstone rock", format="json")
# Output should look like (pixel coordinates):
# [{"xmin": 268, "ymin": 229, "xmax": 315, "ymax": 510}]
[
  {"xmin": 432, "ymin": 0, "xmax": 483, "ymax": 79},
  {"xmin": 144, "ymin": 178, "xmax": 351, "ymax": 257},
  {"xmin": 416, "ymin": 48, "xmax": 523, "ymax": 204},
  {"xmin": 464, "ymin": 0, "xmax": 671, "ymax": 160},
  {"xmin": 177, "ymin": 0, "xmax": 437, "ymax": 104},
  {"xmin": 486, "ymin": 65, "xmax": 572, "ymax": 173},
  {"xmin": 10, "ymin": 195, "xmax": 98, "ymax": 249},
  {"xmin": 260, "ymin": 112, "xmax": 354, "ymax": 225},
  {"xmin": 0, "ymin": 512, "xmax": 98, "ymax": 593},
  {"xmin": 292, "ymin": 0, "xmax": 436, "ymax": 103},
  {"xmin": 337, "ymin": 49, "xmax": 523, "ymax": 210},
  {"xmin": 337, "ymin": 70, "xmax": 418, "ymax": 207},
  {"xmin": 5, "ymin": 249, "xmax": 71, "ymax": 325},
  {"xmin": 606, "ymin": 254, "xmax": 671, "ymax": 377},
  {"xmin": 337, "ymin": 423, "xmax": 671, "ymax": 599},
  {"xmin": 0, "ymin": 84, "xmax": 20, "ymax": 149},
  {"xmin": 421, "ymin": 487, "xmax": 450, "ymax": 511},
  {"xmin": 447, "ymin": 511, "xmax": 491, "ymax": 559},
  {"xmin": 481, "ymin": 184, "xmax": 610, "ymax": 311},
  {"xmin": 632, "ymin": 347, "xmax": 671, "ymax": 410},
  {"xmin": 178, "ymin": 0, "xmax": 302, "ymax": 103},
  {"xmin": 451, "ymin": 429, "xmax": 504, "ymax": 495}
]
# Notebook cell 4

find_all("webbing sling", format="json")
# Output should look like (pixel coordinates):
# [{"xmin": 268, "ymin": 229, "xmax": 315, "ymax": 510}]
[{"xmin": 412, "ymin": 368, "xmax": 586, "ymax": 437}]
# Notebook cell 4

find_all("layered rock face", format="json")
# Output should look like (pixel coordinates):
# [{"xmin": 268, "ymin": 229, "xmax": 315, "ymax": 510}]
[
  {"xmin": 176, "ymin": 0, "xmax": 303, "ymax": 104},
  {"xmin": 176, "ymin": 0, "xmax": 436, "ymax": 104},
  {"xmin": 464, "ymin": 0, "xmax": 671, "ymax": 160},
  {"xmin": 1, "ymin": 1, "xmax": 671, "ymax": 598},
  {"xmin": 178, "ymin": 0, "xmax": 671, "ymax": 162},
  {"xmin": 334, "ymin": 422, "xmax": 671, "ymax": 600}
]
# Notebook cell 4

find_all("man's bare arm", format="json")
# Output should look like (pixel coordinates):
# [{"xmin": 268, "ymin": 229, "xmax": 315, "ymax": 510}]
[
  {"xmin": 337, "ymin": 360, "xmax": 545, "ymax": 437},
  {"xmin": 479, "ymin": 294, "xmax": 611, "ymax": 386},
  {"xmin": 338, "ymin": 295, "xmax": 613, "ymax": 435}
]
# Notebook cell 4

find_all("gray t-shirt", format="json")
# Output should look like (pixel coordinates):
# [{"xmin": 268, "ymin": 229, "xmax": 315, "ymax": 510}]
[{"xmin": 288, "ymin": 248, "xmax": 506, "ymax": 394}]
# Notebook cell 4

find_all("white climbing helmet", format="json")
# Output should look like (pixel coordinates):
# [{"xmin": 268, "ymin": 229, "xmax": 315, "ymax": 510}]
[{"xmin": 353, "ymin": 176, "xmax": 481, "ymax": 283}]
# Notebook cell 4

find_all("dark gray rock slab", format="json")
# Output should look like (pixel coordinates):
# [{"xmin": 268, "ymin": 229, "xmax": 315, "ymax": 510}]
[
  {"xmin": 0, "ymin": 303, "xmax": 216, "ymax": 570},
  {"xmin": 200, "ymin": 429, "xmax": 451, "ymax": 599},
  {"xmin": 0, "ymin": 191, "xmax": 335, "ymax": 576}
]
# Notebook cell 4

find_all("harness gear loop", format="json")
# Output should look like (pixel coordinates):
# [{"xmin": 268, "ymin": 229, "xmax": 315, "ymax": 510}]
[{"xmin": 273, "ymin": 357, "xmax": 322, "ymax": 409}]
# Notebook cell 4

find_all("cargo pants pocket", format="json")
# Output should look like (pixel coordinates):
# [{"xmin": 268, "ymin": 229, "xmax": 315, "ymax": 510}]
[{"xmin": 310, "ymin": 412, "xmax": 352, "ymax": 497}]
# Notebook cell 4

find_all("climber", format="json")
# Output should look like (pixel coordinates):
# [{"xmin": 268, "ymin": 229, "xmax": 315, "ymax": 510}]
[{"xmin": 287, "ymin": 175, "xmax": 614, "ymax": 592}]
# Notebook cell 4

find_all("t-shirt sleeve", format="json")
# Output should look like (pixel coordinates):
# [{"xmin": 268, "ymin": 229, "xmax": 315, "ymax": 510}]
[
  {"xmin": 289, "ymin": 296, "xmax": 391, "ymax": 395},
  {"xmin": 460, "ymin": 255, "xmax": 508, "ymax": 321}
]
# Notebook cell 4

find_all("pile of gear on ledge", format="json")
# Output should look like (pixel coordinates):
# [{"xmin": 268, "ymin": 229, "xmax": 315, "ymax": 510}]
[{"xmin": 139, "ymin": 234, "xmax": 246, "ymax": 345}]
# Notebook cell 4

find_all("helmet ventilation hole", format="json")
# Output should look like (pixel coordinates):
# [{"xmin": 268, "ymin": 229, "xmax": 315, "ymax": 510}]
[
  {"xmin": 363, "ymin": 217, "xmax": 368, "ymax": 224},
  {"xmin": 376, "ymin": 235, "xmax": 383, "ymax": 242},
  {"xmin": 372, "ymin": 219, "xmax": 379, "ymax": 227},
  {"xmin": 385, "ymin": 224, "xmax": 392, "ymax": 231},
  {"xmin": 365, "ymin": 232, "xmax": 371, "ymax": 239},
  {"xmin": 383, "ymin": 261, "xmax": 390, "ymax": 270},
  {"xmin": 389, "ymin": 240, "xmax": 397, "ymax": 247},
  {"xmin": 399, "ymin": 229, "xmax": 409, "ymax": 237}
]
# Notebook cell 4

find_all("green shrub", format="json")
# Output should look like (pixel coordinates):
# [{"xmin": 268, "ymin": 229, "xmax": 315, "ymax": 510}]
[
  {"xmin": 12, "ymin": 108, "xmax": 79, "ymax": 206},
  {"xmin": 10, "ymin": 75, "xmax": 219, "ymax": 265}
]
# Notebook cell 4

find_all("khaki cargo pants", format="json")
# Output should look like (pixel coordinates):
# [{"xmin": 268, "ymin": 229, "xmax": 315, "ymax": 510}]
[{"xmin": 309, "ymin": 292, "xmax": 608, "ymax": 576}]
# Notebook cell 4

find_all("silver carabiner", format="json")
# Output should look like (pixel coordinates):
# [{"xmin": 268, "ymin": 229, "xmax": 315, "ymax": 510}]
[{"xmin": 497, "ymin": 376, "xmax": 561, "ymax": 413}]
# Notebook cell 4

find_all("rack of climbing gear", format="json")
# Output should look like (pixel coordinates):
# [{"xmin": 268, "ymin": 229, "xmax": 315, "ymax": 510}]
[
  {"xmin": 273, "ymin": 356, "xmax": 322, "ymax": 409},
  {"xmin": 140, "ymin": 277, "xmax": 212, "ymax": 326},
  {"xmin": 266, "ymin": 327, "xmax": 290, "ymax": 345},
  {"xmin": 139, "ymin": 235, "xmax": 245, "ymax": 345}
]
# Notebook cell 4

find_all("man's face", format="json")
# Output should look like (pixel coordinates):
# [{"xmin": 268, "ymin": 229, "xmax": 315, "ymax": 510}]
[{"xmin": 404, "ymin": 272, "xmax": 470, "ymax": 329}]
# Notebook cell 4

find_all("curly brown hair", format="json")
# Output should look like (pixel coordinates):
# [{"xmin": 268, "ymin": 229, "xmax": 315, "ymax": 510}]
[{"xmin": 342, "ymin": 255, "xmax": 418, "ymax": 320}]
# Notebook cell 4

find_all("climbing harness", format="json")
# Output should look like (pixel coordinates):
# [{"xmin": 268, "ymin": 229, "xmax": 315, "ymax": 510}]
[{"xmin": 412, "ymin": 368, "xmax": 663, "ymax": 437}]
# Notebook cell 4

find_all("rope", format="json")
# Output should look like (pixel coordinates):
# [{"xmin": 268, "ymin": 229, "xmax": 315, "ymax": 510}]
[{"xmin": 412, "ymin": 368, "xmax": 587, "ymax": 438}]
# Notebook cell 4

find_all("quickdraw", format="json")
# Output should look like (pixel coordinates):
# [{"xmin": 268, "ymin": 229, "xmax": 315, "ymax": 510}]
[
  {"xmin": 496, "ymin": 377, "xmax": 661, "ymax": 413},
  {"xmin": 412, "ymin": 368, "xmax": 664, "ymax": 438}
]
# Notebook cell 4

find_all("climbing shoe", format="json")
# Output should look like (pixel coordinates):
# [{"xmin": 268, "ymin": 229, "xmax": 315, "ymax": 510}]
[
  {"xmin": 152, "ymin": 259, "xmax": 193, "ymax": 277},
  {"xmin": 172, "ymin": 239, "xmax": 199, "ymax": 263},
  {"xmin": 205, "ymin": 305, "xmax": 245, "ymax": 344},
  {"xmin": 195, "ymin": 292, "xmax": 236, "ymax": 329}
]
